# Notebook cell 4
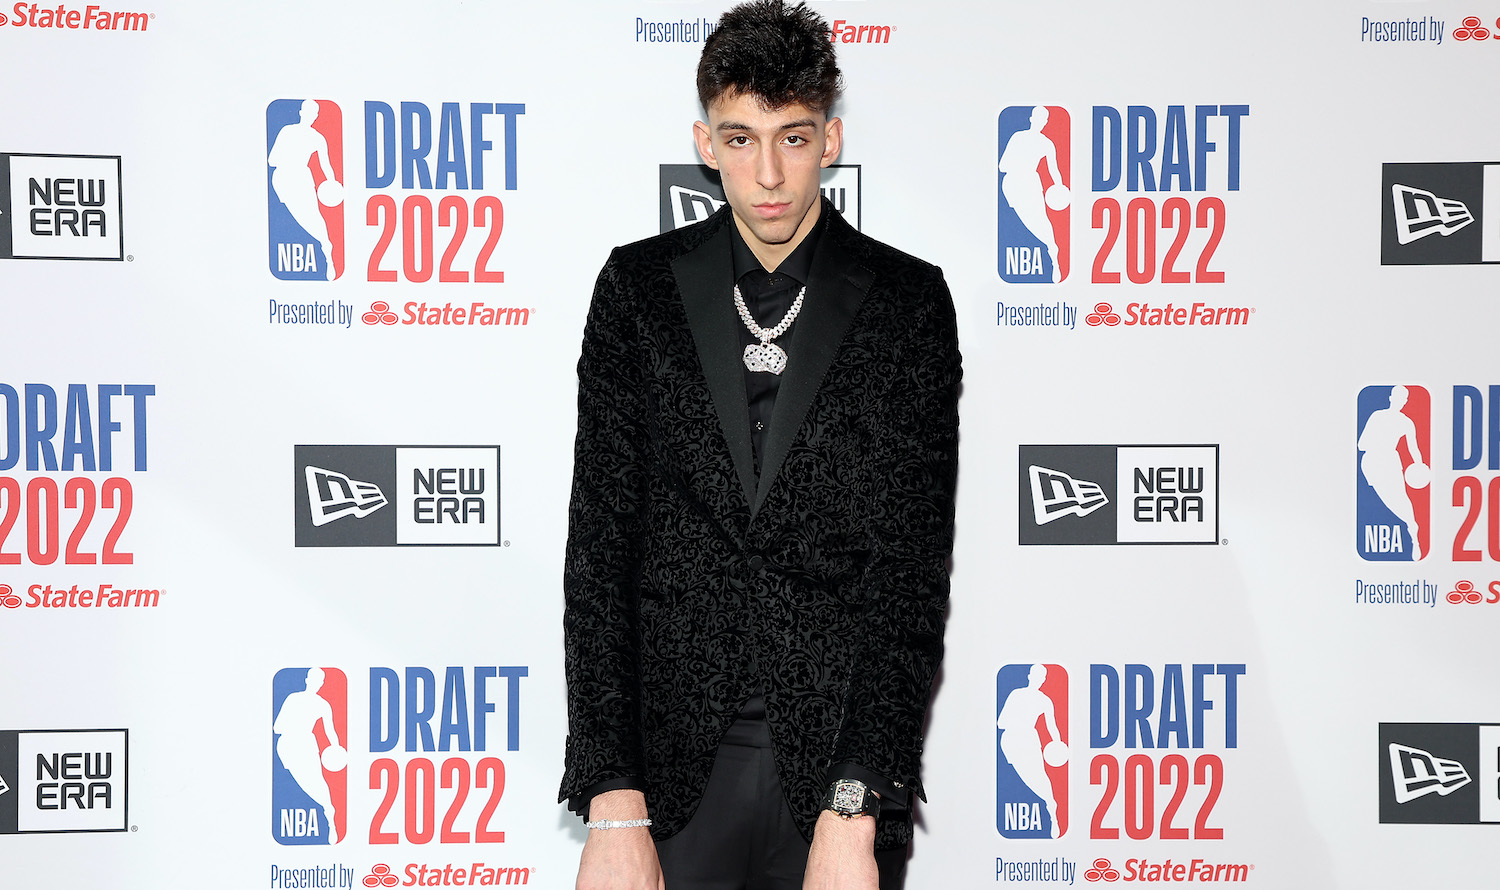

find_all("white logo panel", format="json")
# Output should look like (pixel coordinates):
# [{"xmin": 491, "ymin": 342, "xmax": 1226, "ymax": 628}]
[
  {"xmin": 395, "ymin": 447, "xmax": 500, "ymax": 545},
  {"xmin": 8, "ymin": 155, "xmax": 123, "ymax": 259},
  {"xmin": 1116, "ymin": 445, "xmax": 1218, "ymax": 543},
  {"xmin": 18, "ymin": 730, "xmax": 127, "ymax": 832},
  {"xmin": 1481, "ymin": 726, "xmax": 1500, "ymax": 823}
]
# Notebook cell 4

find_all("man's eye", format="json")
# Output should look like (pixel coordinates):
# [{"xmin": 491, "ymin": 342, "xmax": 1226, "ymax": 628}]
[
  {"xmin": 785, "ymin": 135, "xmax": 806, "ymax": 145},
  {"xmin": 729, "ymin": 135, "xmax": 751, "ymax": 146}
]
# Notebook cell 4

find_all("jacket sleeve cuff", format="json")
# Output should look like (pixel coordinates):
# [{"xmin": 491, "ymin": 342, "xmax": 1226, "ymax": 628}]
[
  {"xmin": 826, "ymin": 762, "xmax": 910, "ymax": 810},
  {"xmin": 568, "ymin": 776, "xmax": 649, "ymax": 817}
]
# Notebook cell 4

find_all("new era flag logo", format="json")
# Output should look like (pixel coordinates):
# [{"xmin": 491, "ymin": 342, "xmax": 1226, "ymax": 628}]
[
  {"xmin": 1391, "ymin": 184, "xmax": 1473, "ymax": 244},
  {"xmin": 1029, "ymin": 465, "xmax": 1108, "ymax": 525},
  {"xmin": 1378, "ymin": 723, "xmax": 1500, "ymax": 823},
  {"xmin": 1389, "ymin": 743, "xmax": 1471, "ymax": 803},
  {"xmin": 668, "ymin": 185, "xmax": 725, "ymax": 229},
  {"xmin": 295, "ymin": 445, "xmax": 501, "ymax": 547},
  {"xmin": 305, "ymin": 466, "xmax": 387, "ymax": 527},
  {"xmin": 1381, "ymin": 162, "xmax": 1500, "ymax": 264}
]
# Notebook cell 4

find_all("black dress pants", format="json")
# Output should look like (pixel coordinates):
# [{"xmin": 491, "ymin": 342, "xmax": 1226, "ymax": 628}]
[{"xmin": 654, "ymin": 696, "xmax": 908, "ymax": 890}]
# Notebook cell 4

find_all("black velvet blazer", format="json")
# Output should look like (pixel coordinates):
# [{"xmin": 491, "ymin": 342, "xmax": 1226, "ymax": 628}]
[{"xmin": 560, "ymin": 200, "xmax": 960, "ymax": 850}]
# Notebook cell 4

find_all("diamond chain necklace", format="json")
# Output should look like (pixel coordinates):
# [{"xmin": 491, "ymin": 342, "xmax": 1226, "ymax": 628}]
[{"xmin": 734, "ymin": 283, "xmax": 805, "ymax": 376}]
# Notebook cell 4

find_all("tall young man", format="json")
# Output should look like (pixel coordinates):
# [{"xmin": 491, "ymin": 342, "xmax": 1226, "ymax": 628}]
[{"xmin": 561, "ymin": 3, "xmax": 960, "ymax": 887}]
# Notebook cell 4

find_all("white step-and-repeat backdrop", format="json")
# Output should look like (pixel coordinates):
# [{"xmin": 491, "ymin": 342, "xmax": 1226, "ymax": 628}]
[{"xmin": 2, "ymin": 1, "xmax": 1497, "ymax": 887}]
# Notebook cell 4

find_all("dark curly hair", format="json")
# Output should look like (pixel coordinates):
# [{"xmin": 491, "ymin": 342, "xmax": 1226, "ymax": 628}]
[{"xmin": 697, "ymin": 0, "xmax": 843, "ymax": 114}]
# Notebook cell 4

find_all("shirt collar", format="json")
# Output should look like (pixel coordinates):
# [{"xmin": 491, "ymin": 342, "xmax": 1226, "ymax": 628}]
[{"xmin": 729, "ymin": 205, "xmax": 825, "ymax": 286}]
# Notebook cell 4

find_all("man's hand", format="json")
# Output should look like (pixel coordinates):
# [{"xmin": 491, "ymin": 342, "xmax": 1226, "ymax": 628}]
[
  {"xmin": 803, "ymin": 810, "xmax": 879, "ymax": 890},
  {"xmin": 576, "ymin": 790, "xmax": 663, "ymax": 890}
]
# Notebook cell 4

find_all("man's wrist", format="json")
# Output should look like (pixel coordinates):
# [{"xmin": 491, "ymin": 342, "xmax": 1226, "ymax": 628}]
[
  {"xmin": 586, "ymin": 788, "xmax": 649, "ymax": 822},
  {"xmin": 815, "ymin": 808, "xmax": 879, "ymax": 842}
]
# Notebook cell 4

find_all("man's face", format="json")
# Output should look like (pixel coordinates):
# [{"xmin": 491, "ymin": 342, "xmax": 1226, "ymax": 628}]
[{"xmin": 693, "ymin": 91, "xmax": 843, "ymax": 263}]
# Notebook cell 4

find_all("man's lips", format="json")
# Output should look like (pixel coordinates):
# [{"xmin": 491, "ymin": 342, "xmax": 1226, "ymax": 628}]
[{"xmin": 752, "ymin": 202, "xmax": 791, "ymax": 219}]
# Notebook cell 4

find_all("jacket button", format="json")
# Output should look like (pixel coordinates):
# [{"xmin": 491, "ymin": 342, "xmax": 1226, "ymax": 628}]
[{"xmin": 748, "ymin": 555, "xmax": 765, "ymax": 571}]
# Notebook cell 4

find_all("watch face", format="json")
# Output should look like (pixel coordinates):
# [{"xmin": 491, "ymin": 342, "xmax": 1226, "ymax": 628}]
[{"xmin": 832, "ymin": 781, "xmax": 866, "ymax": 812}]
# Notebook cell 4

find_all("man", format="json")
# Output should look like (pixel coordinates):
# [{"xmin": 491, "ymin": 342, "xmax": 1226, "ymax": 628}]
[{"xmin": 560, "ymin": 2, "xmax": 960, "ymax": 887}]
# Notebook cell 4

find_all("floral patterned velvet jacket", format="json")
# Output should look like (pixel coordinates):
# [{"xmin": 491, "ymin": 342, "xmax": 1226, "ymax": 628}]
[{"xmin": 560, "ymin": 201, "xmax": 961, "ymax": 850}]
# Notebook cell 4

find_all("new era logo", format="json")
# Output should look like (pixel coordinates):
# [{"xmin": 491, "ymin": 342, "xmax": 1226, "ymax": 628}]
[
  {"xmin": 668, "ymin": 185, "xmax": 725, "ymax": 229},
  {"xmin": 1378, "ymin": 723, "xmax": 1500, "ymax": 823},
  {"xmin": 1390, "ymin": 742, "xmax": 1471, "ymax": 803},
  {"xmin": 0, "ymin": 153, "xmax": 125, "ymax": 261},
  {"xmin": 1028, "ymin": 465, "xmax": 1108, "ymax": 525},
  {"xmin": 305, "ymin": 466, "xmax": 387, "ymax": 527},
  {"xmin": 1381, "ymin": 162, "xmax": 1500, "ymax": 264},
  {"xmin": 294, "ymin": 445, "xmax": 501, "ymax": 547},
  {"xmin": 1020, "ymin": 445, "xmax": 1219, "ymax": 545},
  {"xmin": 1391, "ymin": 184, "xmax": 1473, "ymax": 244},
  {"xmin": 0, "ymin": 729, "xmax": 130, "ymax": 833}
]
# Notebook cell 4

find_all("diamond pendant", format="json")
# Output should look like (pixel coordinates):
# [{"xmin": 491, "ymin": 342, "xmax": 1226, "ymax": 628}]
[{"xmin": 743, "ymin": 342, "xmax": 788, "ymax": 375}]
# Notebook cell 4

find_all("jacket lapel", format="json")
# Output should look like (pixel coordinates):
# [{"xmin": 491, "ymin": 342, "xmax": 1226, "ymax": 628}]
[
  {"xmin": 753, "ymin": 208, "xmax": 871, "ymax": 514},
  {"xmin": 671, "ymin": 213, "xmax": 759, "ymax": 508}
]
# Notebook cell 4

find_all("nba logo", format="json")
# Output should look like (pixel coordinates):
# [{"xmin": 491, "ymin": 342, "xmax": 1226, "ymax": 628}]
[
  {"xmin": 272, "ymin": 667, "xmax": 348, "ymax": 845},
  {"xmin": 1357, "ymin": 385, "xmax": 1431, "ymax": 561},
  {"xmin": 267, "ymin": 99, "xmax": 345, "ymax": 280},
  {"xmin": 998, "ymin": 106, "xmax": 1070, "ymax": 283},
  {"xmin": 996, "ymin": 663, "xmax": 1069, "ymax": 838}
]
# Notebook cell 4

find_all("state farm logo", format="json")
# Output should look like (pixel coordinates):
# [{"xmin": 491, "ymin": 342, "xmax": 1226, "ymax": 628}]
[
  {"xmin": 362, "ymin": 301, "xmax": 398, "ymax": 325},
  {"xmin": 0, "ymin": 584, "xmax": 19, "ymax": 608},
  {"xmin": 358, "ymin": 300, "xmax": 530, "ymax": 327},
  {"xmin": 1446, "ymin": 580, "xmax": 1500, "ymax": 604},
  {"xmin": 1084, "ymin": 857, "xmax": 1252, "ymax": 883},
  {"xmin": 1084, "ymin": 301, "xmax": 1252, "ymax": 327},
  {"xmin": 1085, "ymin": 303, "xmax": 1119, "ymax": 326},
  {"xmin": 1454, "ymin": 16, "xmax": 1500, "ymax": 40},
  {"xmin": 1, "ymin": 5, "xmax": 152, "ymax": 30},
  {"xmin": 362, "ymin": 862, "xmax": 534, "ymax": 886}
]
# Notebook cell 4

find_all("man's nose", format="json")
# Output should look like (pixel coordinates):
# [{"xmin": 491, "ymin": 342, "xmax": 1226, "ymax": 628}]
[{"xmin": 755, "ymin": 146, "xmax": 784, "ymax": 191}]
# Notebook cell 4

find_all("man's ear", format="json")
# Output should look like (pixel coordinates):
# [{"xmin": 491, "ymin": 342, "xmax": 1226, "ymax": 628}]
[
  {"xmin": 820, "ymin": 116, "xmax": 843, "ymax": 168},
  {"xmin": 693, "ymin": 120, "xmax": 719, "ymax": 170}
]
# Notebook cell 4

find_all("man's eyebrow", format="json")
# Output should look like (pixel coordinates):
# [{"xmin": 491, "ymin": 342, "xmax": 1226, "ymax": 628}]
[{"xmin": 715, "ymin": 119, "xmax": 817, "ymax": 133}]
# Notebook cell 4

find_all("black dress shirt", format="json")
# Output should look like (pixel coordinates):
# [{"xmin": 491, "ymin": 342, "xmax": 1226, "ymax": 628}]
[{"xmin": 729, "ymin": 213, "xmax": 822, "ymax": 473}]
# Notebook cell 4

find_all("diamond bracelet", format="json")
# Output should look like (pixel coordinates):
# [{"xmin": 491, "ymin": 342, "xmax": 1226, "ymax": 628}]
[{"xmin": 583, "ymin": 817, "xmax": 653, "ymax": 830}]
